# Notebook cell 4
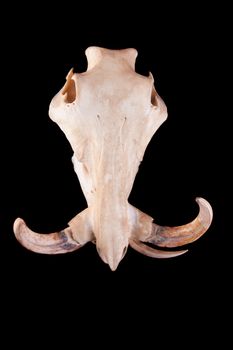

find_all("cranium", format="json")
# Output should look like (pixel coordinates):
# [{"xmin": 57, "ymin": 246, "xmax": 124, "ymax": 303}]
[{"xmin": 14, "ymin": 47, "xmax": 213, "ymax": 271}]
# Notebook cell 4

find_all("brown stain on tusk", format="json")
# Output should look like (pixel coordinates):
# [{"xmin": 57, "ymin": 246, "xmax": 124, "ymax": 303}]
[
  {"xmin": 147, "ymin": 197, "xmax": 213, "ymax": 248},
  {"xmin": 13, "ymin": 218, "xmax": 82, "ymax": 254}
]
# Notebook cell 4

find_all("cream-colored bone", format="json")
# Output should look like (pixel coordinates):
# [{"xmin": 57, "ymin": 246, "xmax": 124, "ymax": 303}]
[{"xmin": 13, "ymin": 47, "xmax": 213, "ymax": 271}]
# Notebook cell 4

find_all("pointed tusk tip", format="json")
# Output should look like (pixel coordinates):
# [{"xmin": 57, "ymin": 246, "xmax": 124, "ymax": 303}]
[
  {"xmin": 177, "ymin": 249, "xmax": 188, "ymax": 256},
  {"xmin": 13, "ymin": 218, "xmax": 26, "ymax": 236},
  {"xmin": 195, "ymin": 197, "xmax": 213, "ymax": 225}
]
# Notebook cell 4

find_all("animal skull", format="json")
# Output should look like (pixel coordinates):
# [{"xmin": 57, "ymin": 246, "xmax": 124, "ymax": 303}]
[{"xmin": 14, "ymin": 47, "xmax": 213, "ymax": 271}]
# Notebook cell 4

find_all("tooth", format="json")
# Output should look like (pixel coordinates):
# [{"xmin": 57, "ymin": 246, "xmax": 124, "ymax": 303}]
[
  {"xmin": 147, "ymin": 197, "xmax": 213, "ymax": 248},
  {"xmin": 130, "ymin": 239, "xmax": 188, "ymax": 258},
  {"xmin": 13, "ymin": 218, "xmax": 82, "ymax": 254}
]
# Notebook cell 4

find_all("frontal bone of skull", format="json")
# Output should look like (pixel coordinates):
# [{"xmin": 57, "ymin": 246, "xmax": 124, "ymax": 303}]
[{"xmin": 13, "ymin": 46, "xmax": 213, "ymax": 271}]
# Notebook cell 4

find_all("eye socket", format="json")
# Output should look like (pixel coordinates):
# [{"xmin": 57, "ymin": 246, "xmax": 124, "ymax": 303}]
[
  {"xmin": 62, "ymin": 78, "xmax": 76, "ymax": 103},
  {"xmin": 151, "ymin": 86, "xmax": 158, "ymax": 107}
]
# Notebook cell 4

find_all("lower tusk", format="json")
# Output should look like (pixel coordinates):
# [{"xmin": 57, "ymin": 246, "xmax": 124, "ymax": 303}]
[
  {"xmin": 147, "ymin": 197, "xmax": 213, "ymax": 248},
  {"xmin": 129, "ymin": 239, "xmax": 188, "ymax": 258},
  {"xmin": 13, "ymin": 218, "xmax": 82, "ymax": 254}
]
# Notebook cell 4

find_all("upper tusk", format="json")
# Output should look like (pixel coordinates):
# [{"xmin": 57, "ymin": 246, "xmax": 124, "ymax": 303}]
[
  {"xmin": 129, "ymin": 239, "xmax": 188, "ymax": 258},
  {"xmin": 13, "ymin": 218, "xmax": 82, "ymax": 254},
  {"xmin": 146, "ymin": 197, "xmax": 213, "ymax": 248}
]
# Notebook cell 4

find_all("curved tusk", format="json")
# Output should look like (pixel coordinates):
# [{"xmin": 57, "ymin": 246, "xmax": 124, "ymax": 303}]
[
  {"xmin": 13, "ymin": 218, "xmax": 82, "ymax": 254},
  {"xmin": 147, "ymin": 197, "xmax": 213, "ymax": 248},
  {"xmin": 129, "ymin": 239, "xmax": 188, "ymax": 258}
]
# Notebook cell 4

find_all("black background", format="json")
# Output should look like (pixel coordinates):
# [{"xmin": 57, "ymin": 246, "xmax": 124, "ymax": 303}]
[{"xmin": 0, "ymin": 5, "xmax": 229, "ymax": 345}]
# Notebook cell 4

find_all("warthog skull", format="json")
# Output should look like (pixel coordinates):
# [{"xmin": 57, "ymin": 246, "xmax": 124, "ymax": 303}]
[{"xmin": 14, "ymin": 47, "xmax": 213, "ymax": 270}]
